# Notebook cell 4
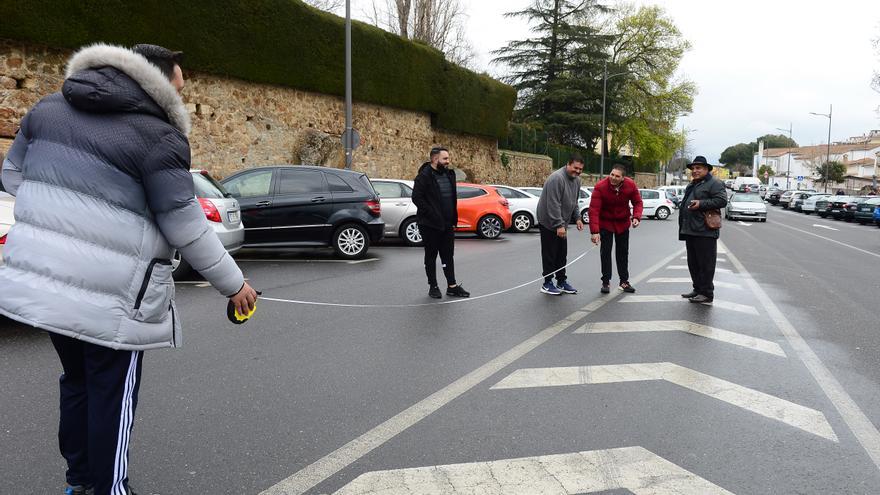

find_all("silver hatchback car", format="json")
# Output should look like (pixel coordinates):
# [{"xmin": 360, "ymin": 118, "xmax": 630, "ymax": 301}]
[
  {"xmin": 371, "ymin": 178, "xmax": 421, "ymax": 246},
  {"xmin": 172, "ymin": 170, "xmax": 245, "ymax": 279}
]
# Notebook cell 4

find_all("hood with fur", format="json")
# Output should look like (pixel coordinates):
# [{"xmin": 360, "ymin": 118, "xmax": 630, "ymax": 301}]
[{"xmin": 64, "ymin": 43, "xmax": 191, "ymax": 135}]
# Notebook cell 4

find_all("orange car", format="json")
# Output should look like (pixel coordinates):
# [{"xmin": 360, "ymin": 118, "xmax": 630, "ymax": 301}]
[{"xmin": 454, "ymin": 183, "xmax": 512, "ymax": 239}]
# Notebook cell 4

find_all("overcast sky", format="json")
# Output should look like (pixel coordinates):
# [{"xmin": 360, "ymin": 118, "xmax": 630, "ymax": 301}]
[{"xmin": 348, "ymin": 0, "xmax": 880, "ymax": 164}]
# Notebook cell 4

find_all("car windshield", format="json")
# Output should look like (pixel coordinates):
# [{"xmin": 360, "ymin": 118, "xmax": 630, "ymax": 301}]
[
  {"xmin": 191, "ymin": 172, "xmax": 227, "ymax": 199},
  {"xmin": 731, "ymin": 193, "xmax": 762, "ymax": 203}
]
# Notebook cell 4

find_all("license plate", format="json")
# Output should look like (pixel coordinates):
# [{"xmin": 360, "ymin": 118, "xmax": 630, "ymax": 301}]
[
  {"xmin": 831, "ymin": 209, "xmax": 840, "ymax": 213},
  {"xmin": 742, "ymin": 211, "xmax": 756, "ymax": 215},
  {"xmin": 228, "ymin": 211, "xmax": 240, "ymax": 223}
]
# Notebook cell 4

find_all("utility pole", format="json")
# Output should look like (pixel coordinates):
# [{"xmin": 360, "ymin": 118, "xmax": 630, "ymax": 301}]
[
  {"xmin": 344, "ymin": 0, "xmax": 353, "ymax": 169},
  {"xmin": 599, "ymin": 61, "xmax": 630, "ymax": 176},
  {"xmin": 776, "ymin": 123, "xmax": 793, "ymax": 189},
  {"xmin": 810, "ymin": 104, "xmax": 832, "ymax": 193}
]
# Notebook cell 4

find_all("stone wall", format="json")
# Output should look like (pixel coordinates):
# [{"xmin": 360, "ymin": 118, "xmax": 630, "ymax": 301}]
[{"xmin": 0, "ymin": 39, "xmax": 550, "ymax": 186}]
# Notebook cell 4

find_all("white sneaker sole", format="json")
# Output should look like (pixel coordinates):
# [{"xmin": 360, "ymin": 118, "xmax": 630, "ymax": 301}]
[{"xmin": 540, "ymin": 287, "xmax": 562, "ymax": 295}]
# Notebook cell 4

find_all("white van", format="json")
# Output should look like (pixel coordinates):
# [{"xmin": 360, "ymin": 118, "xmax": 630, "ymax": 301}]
[{"xmin": 733, "ymin": 176, "xmax": 762, "ymax": 192}]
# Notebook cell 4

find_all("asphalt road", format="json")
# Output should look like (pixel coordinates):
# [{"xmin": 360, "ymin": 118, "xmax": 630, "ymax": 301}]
[{"xmin": 2, "ymin": 209, "xmax": 880, "ymax": 494}]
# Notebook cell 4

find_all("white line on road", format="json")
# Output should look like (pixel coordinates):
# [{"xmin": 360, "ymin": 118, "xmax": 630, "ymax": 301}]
[
  {"xmin": 258, "ymin": 249, "xmax": 687, "ymax": 495},
  {"xmin": 333, "ymin": 447, "xmax": 734, "ymax": 495},
  {"xmin": 738, "ymin": 221, "xmax": 751, "ymax": 226},
  {"xmin": 721, "ymin": 240, "xmax": 880, "ymax": 469},
  {"xmin": 575, "ymin": 320, "xmax": 785, "ymax": 356},
  {"xmin": 770, "ymin": 221, "xmax": 880, "ymax": 259},
  {"xmin": 667, "ymin": 265, "xmax": 733, "ymax": 273},
  {"xmin": 619, "ymin": 295, "xmax": 759, "ymax": 315},
  {"xmin": 491, "ymin": 363, "xmax": 837, "ymax": 441},
  {"xmin": 681, "ymin": 256, "xmax": 728, "ymax": 263},
  {"xmin": 647, "ymin": 277, "xmax": 742, "ymax": 290},
  {"xmin": 812, "ymin": 224, "xmax": 838, "ymax": 231},
  {"xmin": 235, "ymin": 258, "xmax": 379, "ymax": 264}
]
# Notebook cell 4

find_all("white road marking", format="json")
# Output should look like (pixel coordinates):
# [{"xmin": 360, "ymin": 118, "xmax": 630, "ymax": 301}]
[
  {"xmin": 721, "ymin": 240, "xmax": 880, "ymax": 469},
  {"xmin": 333, "ymin": 447, "xmax": 734, "ymax": 495},
  {"xmin": 667, "ymin": 265, "xmax": 733, "ymax": 273},
  {"xmin": 492, "ymin": 363, "xmax": 837, "ymax": 441},
  {"xmin": 619, "ymin": 295, "xmax": 759, "ymax": 315},
  {"xmin": 771, "ymin": 222, "xmax": 880, "ymax": 259},
  {"xmin": 812, "ymin": 224, "xmax": 838, "ymax": 231},
  {"xmin": 647, "ymin": 277, "xmax": 742, "ymax": 290},
  {"xmin": 258, "ymin": 249, "xmax": 687, "ymax": 495},
  {"xmin": 575, "ymin": 320, "xmax": 785, "ymax": 357},
  {"xmin": 681, "ymin": 256, "xmax": 728, "ymax": 263},
  {"xmin": 737, "ymin": 221, "xmax": 751, "ymax": 226}
]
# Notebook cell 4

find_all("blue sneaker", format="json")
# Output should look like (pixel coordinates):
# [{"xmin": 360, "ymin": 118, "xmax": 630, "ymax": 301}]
[
  {"xmin": 540, "ymin": 281, "xmax": 562, "ymax": 295},
  {"xmin": 557, "ymin": 281, "xmax": 578, "ymax": 294},
  {"xmin": 64, "ymin": 486, "xmax": 94, "ymax": 495}
]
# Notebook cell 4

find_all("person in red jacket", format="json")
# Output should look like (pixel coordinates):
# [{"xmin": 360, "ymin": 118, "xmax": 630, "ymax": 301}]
[{"xmin": 588, "ymin": 163, "xmax": 644, "ymax": 293}]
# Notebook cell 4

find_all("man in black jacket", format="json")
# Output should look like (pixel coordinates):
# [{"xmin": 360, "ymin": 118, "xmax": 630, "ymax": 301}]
[
  {"xmin": 412, "ymin": 147, "xmax": 469, "ymax": 298},
  {"xmin": 678, "ymin": 156, "xmax": 728, "ymax": 304}
]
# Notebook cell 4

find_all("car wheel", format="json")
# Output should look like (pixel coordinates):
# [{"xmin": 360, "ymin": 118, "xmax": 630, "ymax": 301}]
[
  {"xmin": 581, "ymin": 208, "xmax": 590, "ymax": 224},
  {"xmin": 399, "ymin": 218, "xmax": 423, "ymax": 246},
  {"xmin": 511, "ymin": 212, "xmax": 533, "ymax": 233},
  {"xmin": 171, "ymin": 251, "xmax": 191, "ymax": 280},
  {"xmin": 655, "ymin": 206, "xmax": 670, "ymax": 220},
  {"xmin": 477, "ymin": 214, "xmax": 503, "ymax": 239},
  {"xmin": 819, "ymin": 213, "xmax": 827, "ymax": 218},
  {"xmin": 332, "ymin": 223, "xmax": 369, "ymax": 259}
]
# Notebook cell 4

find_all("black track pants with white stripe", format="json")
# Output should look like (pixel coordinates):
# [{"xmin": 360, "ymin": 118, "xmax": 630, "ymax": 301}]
[{"xmin": 50, "ymin": 333, "xmax": 144, "ymax": 495}]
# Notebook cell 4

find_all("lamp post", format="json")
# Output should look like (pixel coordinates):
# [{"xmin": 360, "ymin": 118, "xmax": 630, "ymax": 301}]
[
  {"xmin": 809, "ymin": 104, "xmax": 832, "ymax": 193},
  {"xmin": 344, "ymin": 0, "xmax": 353, "ymax": 169},
  {"xmin": 599, "ymin": 61, "xmax": 630, "ymax": 176},
  {"xmin": 775, "ymin": 124, "xmax": 792, "ymax": 189}
]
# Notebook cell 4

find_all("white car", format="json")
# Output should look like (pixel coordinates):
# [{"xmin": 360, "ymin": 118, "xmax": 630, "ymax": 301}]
[
  {"xmin": 801, "ymin": 194, "xmax": 830, "ymax": 215},
  {"xmin": 371, "ymin": 178, "xmax": 421, "ymax": 246},
  {"xmin": 639, "ymin": 189, "xmax": 675, "ymax": 220},
  {"xmin": 578, "ymin": 187, "xmax": 591, "ymax": 224},
  {"xmin": 491, "ymin": 185, "xmax": 540, "ymax": 232},
  {"xmin": 724, "ymin": 192, "xmax": 767, "ymax": 222},
  {"xmin": 656, "ymin": 185, "xmax": 686, "ymax": 208},
  {"xmin": 519, "ymin": 187, "xmax": 544, "ymax": 198},
  {"xmin": 0, "ymin": 191, "xmax": 14, "ymax": 263}
]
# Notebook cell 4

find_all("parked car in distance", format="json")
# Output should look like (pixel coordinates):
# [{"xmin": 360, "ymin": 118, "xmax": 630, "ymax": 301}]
[
  {"xmin": 724, "ymin": 192, "xmax": 767, "ymax": 222},
  {"xmin": 371, "ymin": 178, "xmax": 421, "ymax": 246},
  {"xmin": 874, "ymin": 201, "xmax": 880, "ymax": 227},
  {"xmin": 639, "ymin": 189, "xmax": 675, "ymax": 220},
  {"xmin": 578, "ymin": 187, "xmax": 591, "ymax": 224},
  {"xmin": 826, "ymin": 196, "xmax": 856, "ymax": 220},
  {"xmin": 724, "ymin": 179, "xmax": 735, "ymax": 189},
  {"xmin": 491, "ymin": 184, "xmax": 540, "ymax": 233},
  {"xmin": 778, "ymin": 190, "xmax": 796, "ymax": 209},
  {"xmin": 790, "ymin": 191, "xmax": 818, "ymax": 212},
  {"xmin": 520, "ymin": 187, "xmax": 544, "ymax": 197},
  {"xmin": 815, "ymin": 196, "xmax": 833, "ymax": 218},
  {"xmin": 221, "ymin": 165, "xmax": 384, "ymax": 259},
  {"xmin": 657, "ymin": 185, "xmax": 686, "ymax": 207},
  {"xmin": 172, "ymin": 170, "xmax": 246, "ymax": 279},
  {"xmin": 801, "ymin": 194, "xmax": 830, "ymax": 214},
  {"xmin": 758, "ymin": 185, "xmax": 768, "ymax": 198},
  {"xmin": 455, "ymin": 183, "xmax": 511, "ymax": 239},
  {"xmin": 844, "ymin": 197, "xmax": 872, "ymax": 222},
  {"xmin": 0, "ymin": 191, "xmax": 14, "ymax": 263},
  {"xmin": 734, "ymin": 176, "xmax": 762, "ymax": 192},
  {"xmin": 766, "ymin": 188, "xmax": 785, "ymax": 205},
  {"xmin": 854, "ymin": 197, "xmax": 880, "ymax": 225}
]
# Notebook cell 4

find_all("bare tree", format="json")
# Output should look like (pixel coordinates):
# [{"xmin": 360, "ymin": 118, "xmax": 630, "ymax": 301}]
[
  {"xmin": 303, "ymin": 0, "xmax": 345, "ymax": 14},
  {"xmin": 366, "ymin": 0, "xmax": 476, "ymax": 68}
]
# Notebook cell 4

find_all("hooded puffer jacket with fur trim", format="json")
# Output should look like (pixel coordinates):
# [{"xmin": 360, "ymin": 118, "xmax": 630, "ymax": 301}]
[{"xmin": 0, "ymin": 44, "xmax": 244, "ymax": 350}]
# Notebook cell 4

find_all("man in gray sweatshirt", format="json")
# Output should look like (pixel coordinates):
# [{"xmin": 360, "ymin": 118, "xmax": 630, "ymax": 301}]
[{"xmin": 536, "ymin": 155, "xmax": 585, "ymax": 295}]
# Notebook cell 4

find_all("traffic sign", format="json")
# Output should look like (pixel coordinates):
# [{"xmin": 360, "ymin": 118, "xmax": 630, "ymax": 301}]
[
  {"xmin": 797, "ymin": 175, "xmax": 804, "ymax": 182},
  {"xmin": 764, "ymin": 171, "xmax": 769, "ymax": 179},
  {"xmin": 341, "ymin": 128, "xmax": 361, "ymax": 150}
]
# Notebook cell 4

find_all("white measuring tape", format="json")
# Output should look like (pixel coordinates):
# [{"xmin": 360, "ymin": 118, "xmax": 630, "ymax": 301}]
[{"xmin": 260, "ymin": 245, "xmax": 598, "ymax": 308}]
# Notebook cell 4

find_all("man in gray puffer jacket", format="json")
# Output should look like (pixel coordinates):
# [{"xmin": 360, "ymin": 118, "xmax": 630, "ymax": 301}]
[{"xmin": 0, "ymin": 43, "xmax": 258, "ymax": 495}]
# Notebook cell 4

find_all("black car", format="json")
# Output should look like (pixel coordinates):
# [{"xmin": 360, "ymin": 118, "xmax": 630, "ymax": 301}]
[
  {"xmin": 854, "ymin": 197, "xmax": 880, "ymax": 224},
  {"xmin": 844, "ymin": 197, "xmax": 871, "ymax": 222},
  {"xmin": 826, "ymin": 196, "xmax": 856, "ymax": 220},
  {"xmin": 220, "ymin": 165, "xmax": 384, "ymax": 259},
  {"xmin": 766, "ymin": 189, "xmax": 785, "ymax": 205}
]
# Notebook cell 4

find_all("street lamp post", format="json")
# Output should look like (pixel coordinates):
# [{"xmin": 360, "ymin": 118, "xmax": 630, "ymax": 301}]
[
  {"xmin": 599, "ymin": 61, "xmax": 630, "ymax": 176},
  {"xmin": 809, "ymin": 104, "xmax": 832, "ymax": 193},
  {"xmin": 775, "ymin": 124, "xmax": 792, "ymax": 189},
  {"xmin": 344, "ymin": 0, "xmax": 353, "ymax": 169}
]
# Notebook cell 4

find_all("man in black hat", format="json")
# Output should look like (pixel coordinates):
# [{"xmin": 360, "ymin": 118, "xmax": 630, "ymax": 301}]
[{"xmin": 678, "ymin": 156, "xmax": 727, "ymax": 304}]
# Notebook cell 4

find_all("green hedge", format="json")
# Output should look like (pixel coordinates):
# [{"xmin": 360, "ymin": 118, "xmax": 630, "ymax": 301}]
[{"xmin": 0, "ymin": 0, "xmax": 516, "ymax": 138}]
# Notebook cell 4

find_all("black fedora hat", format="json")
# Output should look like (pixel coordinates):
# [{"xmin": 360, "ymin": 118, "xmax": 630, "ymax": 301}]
[{"xmin": 687, "ymin": 156, "xmax": 713, "ymax": 171}]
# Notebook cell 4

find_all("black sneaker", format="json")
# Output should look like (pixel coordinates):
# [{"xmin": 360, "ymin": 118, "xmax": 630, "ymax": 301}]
[
  {"xmin": 681, "ymin": 290, "xmax": 698, "ymax": 298},
  {"xmin": 600, "ymin": 284, "xmax": 610, "ymax": 294},
  {"xmin": 446, "ymin": 285, "xmax": 470, "ymax": 298},
  {"xmin": 428, "ymin": 286, "xmax": 442, "ymax": 299},
  {"xmin": 688, "ymin": 294, "xmax": 713, "ymax": 304},
  {"xmin": 619, "ymin": 282, "xmax": 636, "ymax": 293}
]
